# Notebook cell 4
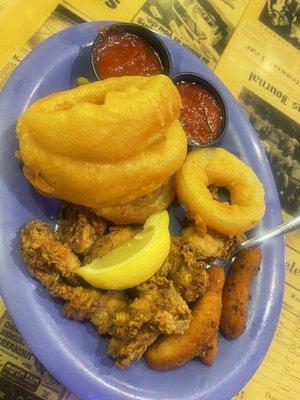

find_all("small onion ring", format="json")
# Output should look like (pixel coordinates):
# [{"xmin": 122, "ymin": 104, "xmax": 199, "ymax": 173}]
[
  {"xmin": 95, "ymin": 179, "xmax": 175, "ymax": 224},
  {"xmin": 175, "ymin": 148, "xmax": 265, "ymax": 236}
]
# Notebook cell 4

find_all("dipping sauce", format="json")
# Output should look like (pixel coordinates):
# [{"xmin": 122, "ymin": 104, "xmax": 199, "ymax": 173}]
[
  {"xmin": 176, "ymin": 82, "xmax": 223, "ymax": 145},
  {"xmin": 93, "ymin": 27, "xmax": 163, "ymax": 79}
]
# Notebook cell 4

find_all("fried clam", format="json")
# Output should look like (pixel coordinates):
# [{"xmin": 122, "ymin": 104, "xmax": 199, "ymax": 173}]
[
  {"xmin": 56, "ymin": 202, "xmax": 107, "ymax": 256},
  {"xmin": 20, "ymin": 219, "xmax": 191, "ymax": 368},
  {"xmin": 180, "ymin": 224, "xmax": 244, "ymax": 260},
  {"xmin": 18, "ymin": 118, "xmax": 187, "ymax": 208},
  {"xmin": 175, "ymin": 148, "xmax": 265, "ymax": 236},
  {"xmin": 95, "ymin": 179, "xmax": 176, "ymax": 224},
  {"xmin": 18, "ymin": 75, "xmax": 182, "ymax": 163}
]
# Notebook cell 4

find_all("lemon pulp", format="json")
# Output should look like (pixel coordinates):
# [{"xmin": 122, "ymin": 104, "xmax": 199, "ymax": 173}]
[{"xmin": 76, "ymin": 211, "xmax": 170, "ymax": 290}]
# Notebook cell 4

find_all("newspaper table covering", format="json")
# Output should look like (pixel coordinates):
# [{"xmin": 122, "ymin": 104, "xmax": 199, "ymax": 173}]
[{"xmin": 0, "ymin": 1, "xmax": 299, "ymax": 400}]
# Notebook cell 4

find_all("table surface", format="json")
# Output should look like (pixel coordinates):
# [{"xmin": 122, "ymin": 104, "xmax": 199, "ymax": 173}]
[{"xmin": 0, "ymin": 2, "xmax": 299, "ymax": 400}]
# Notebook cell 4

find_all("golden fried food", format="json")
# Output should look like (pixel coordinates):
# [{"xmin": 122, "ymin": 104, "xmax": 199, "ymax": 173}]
[
  {"xmin": 108, "ymin": 276, "xmax": 191, "ymax": 368},
  {"xmin": 21, "ymin": 220, "xmax": 81, "ymax": 285},
  {"xmin": 56, "ymin": 203, "xmax": 107, "ymax": 255},
  {"xmin": 19, "ymin": 118, "xmax": 187, "ymax": 208},
  {"xmin": 198, "ymin": 332, "xmax": 219, "ymax": 366},
  {"xmin": 95, "ymin": 179, "xmax": 175, "ymax": 224},
  {"xmin": 220, "ymin": 247, "xmax": 262, "ymax": 339},
  {"xmin": 162, "ymin": 237, "xmax": 208, "ymax": 302},
  {"xmin": 198, "ymin": 333, "xmax": 218, "ymax": 366},
  {"xmin": 145, "ymin": 266, "xmax": 225, "ymax": 370},
  {"xmin": 18, "ymin": 75, "xmax": 181, "ymax": 162},
  {"xmin": 175, "ymin": 148, "xmax": 265, "ymax": 236},
  {"xmin": 180, "ymin": 224, "xmax": 240, "ymax": 259},
  {"xmin": 16, "ymin": 56, "xmax": 267, "ymax": 372},
  {"xmin": 20, "ymin": 219, "xmax": 191, "ymax": 368},
  {"xmin": 21, "ymin": 220, "xmax": 130, "ymax": 326},
  {"xmin": 84, "ymin": 225, "xmax": 140, "ymax": 264}
]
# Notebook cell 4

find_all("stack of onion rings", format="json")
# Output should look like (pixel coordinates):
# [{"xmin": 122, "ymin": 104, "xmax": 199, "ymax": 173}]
[
  {"xmin": 19, "ymin": 75, "xmax": 181, "ymax": 162},
  {"xmin": 175, "ymin": 148, "xmax": 265, "ymax": 236},
  {"xmin": 17, "ymin": 75, "xmax": 187, "ymax": 210}
]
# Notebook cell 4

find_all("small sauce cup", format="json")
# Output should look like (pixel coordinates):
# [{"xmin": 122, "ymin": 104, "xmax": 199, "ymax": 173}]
[
  {"xmin": 173, "ymin": 73, "xmax": 228, "ymax": 147},
  {"xmin": 91, "ymin": 23, "xmax": 171, "ymax": 80}
]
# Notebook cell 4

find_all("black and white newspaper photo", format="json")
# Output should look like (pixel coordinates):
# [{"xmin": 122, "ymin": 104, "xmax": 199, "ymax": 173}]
[
  {"xmin": 239, "ymin": 87, "xmax": 300, "ymax": 216},
  {"xmin": 133, "ymin": 0, "xmax": 234, "ymax": 67},
  {"xmin": 259, "ymin": 0, "xmax": 300, "ymax": 48}
]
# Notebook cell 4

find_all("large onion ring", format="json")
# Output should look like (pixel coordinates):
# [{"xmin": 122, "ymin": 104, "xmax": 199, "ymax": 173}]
[
  {"xmin": 21, "ymin": 120, "xmax": 187, "ymax": 208},
  {"xmin": 175, "ymin": 148, "xmax": 265, "ymax": 236},
  {"xmin": 95, "ymin": 179, "xmax": 175, "ymax": 224},
  {"xmin": 18, "ymin": 75, "xmax": 181, "ymax": 162}
]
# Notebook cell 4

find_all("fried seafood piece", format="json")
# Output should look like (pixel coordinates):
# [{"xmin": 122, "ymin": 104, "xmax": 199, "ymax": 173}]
[
  {"xmin": 21, "ymin": 220, "xmax": 81, "ymax": 285},
  {"xmin": 33, "ymin": 268, "xmax": 128, "ymax": 332},
  {"xmin": 161, "ymin": 237, "xmax": 209, "ymax": 302},
  {"xmin": 180, "ymin": 224, "xmax": 241, "ymax": 259},
  {"xmin": 56, "ymin": 202, "xmax": 107, "ymax": 255},
  {"xmin": 198, "ymin": 333, "xmax": 218, "ymax": 366},
  {"xmin": 87, "ymin": 291, "xmax": 129, "ymax": 334},
  {"xmin": 107, "ymin": 276, "xmax": 191, "ymax": 368},
  {"xmin": 20, "ymin": 220, "xmax": 129, "ymax": 329},
  {"xmin": 62, "ymin": 289, "xmax": 129, "ymax": 334},
  {"xmin": 20, "ymin": 220, "xmax": 192, "ymax": 368},
  {"xmin": 220, "ymin": 247, "xmax": 262, "ymax": 339},
  {"xmin": 108, "ymin": 328, "xmax": 159, "ymax": 369},
  {"xmin": 145, "ymin": 266, "xmax": 225, "ymax": 371},
  {"xmin": 84, "ymin": 225, "xmax": 140, "ymax": 263}
]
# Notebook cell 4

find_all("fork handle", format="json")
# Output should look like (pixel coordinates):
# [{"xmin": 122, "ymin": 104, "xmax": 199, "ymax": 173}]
[{"xmin": 239, "ymin": 215, "xmax": 300, "ymax": 250}]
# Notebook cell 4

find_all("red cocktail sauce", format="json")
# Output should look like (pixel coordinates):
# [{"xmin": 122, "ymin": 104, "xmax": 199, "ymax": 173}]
[
  {"xmin": 93, "ymin": 27, "xmax": 162, "ymax": 79},
  {"xmin": 176, "ymin": 82, "xmax": 223, "ymax": 145}
]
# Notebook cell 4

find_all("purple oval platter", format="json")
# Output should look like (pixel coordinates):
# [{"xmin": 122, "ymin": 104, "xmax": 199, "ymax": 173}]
[{"xmin": 0, "ymin": 22, "xmax": 284, "ymax": 400}]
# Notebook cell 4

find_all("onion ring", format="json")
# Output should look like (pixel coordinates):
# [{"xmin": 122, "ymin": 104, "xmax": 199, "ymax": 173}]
[
  {"xmin": 21, "ymin": 120, "xmax": 187, "ymax": 208},
  {"xmin": 18, "ymin": 75, "xmax": 182, "ymax": 162},
  {"xmin": 175, "ymin": 148, "xmax": 265, "ymax": 236},
  {"xmin": 95, "ymin": 179, "xmax": 175, "ymax": 224}
]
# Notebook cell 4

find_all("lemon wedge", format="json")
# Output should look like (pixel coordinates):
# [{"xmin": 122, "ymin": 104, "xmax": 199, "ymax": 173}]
[{"xmin": 76, "ymin": 211, "xmax": 170, "ymax": 290}]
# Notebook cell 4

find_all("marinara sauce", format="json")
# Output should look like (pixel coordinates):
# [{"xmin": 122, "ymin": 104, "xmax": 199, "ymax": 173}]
[
  {"xmin": 93, "ymin": 27, "xmax": 163, "ymax": 79},
  {"xmin": 176, "ymin": 82, "xmax": 223, "ymax": 145}
]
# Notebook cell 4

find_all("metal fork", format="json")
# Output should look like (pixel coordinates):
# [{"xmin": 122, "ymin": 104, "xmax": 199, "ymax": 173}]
[{"xmin": 222, "ymin": 215, "xmax": 300, "ymax": 267}]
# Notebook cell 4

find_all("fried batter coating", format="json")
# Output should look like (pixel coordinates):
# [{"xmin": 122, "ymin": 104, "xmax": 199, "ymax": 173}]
[
  {"xmin": 21, "ymin": 220, "xmax": 80, "ymax": 285},
  {"xmin": 162, "ymin": 237, "xmax": 208, "ymax": 302},
  {"xmin": 18, "ymin": 75, "xmax": 181, "ymax": 163},
  {"xmin": 88, "ymin": 291, "xmax": 129, "ymax": 334},
  {"xmin": 18, "ymin": 82, "xmax": 186, "ymax": 208},
  {"xmin": 20, "ymin": 220, "xmax": 129, "ymax": 330},
  {"xmin": 175, "ymin": 148, "xmax": 265, "ymax": 236},
  {"xmin": 198, "ymin": 333, "xmax": 218, "ymax": 366},
  {"xmin": 95, "ymin": 179, "xmax": 175, "ymax": 225},
  {"xmin": 56, "ymin": 202, "xmax": 107, "ymax": 255},
  {"xmin": 108, "ymin": 328, "xmax": 158, "ymax": 368},
  {"xmin": 84, "ymin": 225, "xmax": 140, "ymax": 263},
  {"xmin": 180, "ymin": 224, "xmax": 239, "ymax": 259},
  {"xmin": 108, "ymin": 276, "xmax": 191, "ymax": 368},
  {"xmin": 220, "ymin": 247, "xmax": 262, "ymax": 339},
  {"xmin": 145, "ymin": 266, "xmax": 225, "ymax": 371},
  {"xmin": 20, "ymin": 220, "xmax": 191, "ymax": 368}
]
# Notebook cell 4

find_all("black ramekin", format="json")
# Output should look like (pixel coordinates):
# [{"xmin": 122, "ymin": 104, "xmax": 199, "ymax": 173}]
[
  {"xmin": 173, "ymin": 73, "xmax": 228, "ymax": 147},
  {"xmin": 91, "ymin": 23, "xmax": 171, "ymax": 80}
]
